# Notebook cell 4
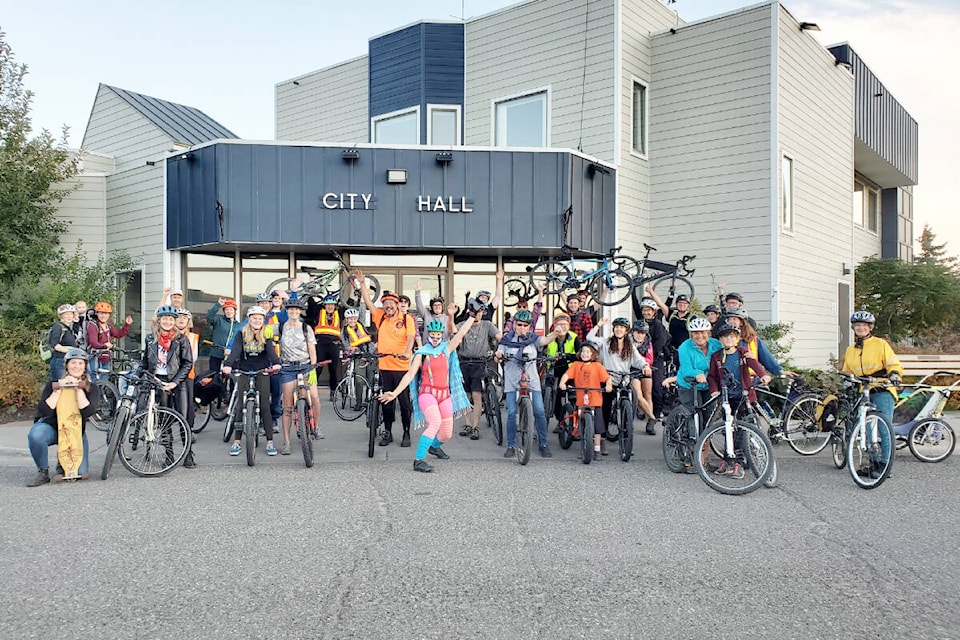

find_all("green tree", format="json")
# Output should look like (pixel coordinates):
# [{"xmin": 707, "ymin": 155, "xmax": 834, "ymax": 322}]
[
  {"xmin": 0, "ymin": 28, "xmax": 78, "ymax": 286},
  {"xmin": 916, "ymin": 223, "xmax": 957, "ymax": 270}
]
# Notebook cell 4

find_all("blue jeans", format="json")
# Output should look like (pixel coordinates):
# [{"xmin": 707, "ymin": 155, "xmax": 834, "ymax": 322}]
[
  {"xmin": 27, "ymin": 421, "xmax": 90, "ymax": 475},
  {"xmin": 505, "ymin": 390, "xmax": 548, "ymax": 448},
  {"xmin": 870, "ymin": 390, "xmax": 895, "ymax": 461}
]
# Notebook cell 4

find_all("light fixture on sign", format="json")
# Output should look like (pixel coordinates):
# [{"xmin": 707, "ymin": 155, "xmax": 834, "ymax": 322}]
[
  {"xmin": 435, "ymin": 151, "xmax": 453, "ymax": 164},
  {"xmin": 386, "ymin": 169, "xmax": 407, "ymax": 184}
]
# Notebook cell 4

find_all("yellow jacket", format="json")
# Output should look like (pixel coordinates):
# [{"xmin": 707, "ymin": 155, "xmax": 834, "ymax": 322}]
[{"xmin": 841, "ymin": 335, "xmax": 903, "ymax": 399}]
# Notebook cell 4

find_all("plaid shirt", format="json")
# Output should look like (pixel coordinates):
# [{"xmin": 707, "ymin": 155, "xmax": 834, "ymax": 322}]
[{"xmin": 568, "ymin": 309, "xmax": 594, "ymax": 343}]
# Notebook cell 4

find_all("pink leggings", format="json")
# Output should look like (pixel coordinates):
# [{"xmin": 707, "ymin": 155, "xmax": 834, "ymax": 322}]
[{"xmin": 418, "ymin": 393, "xmax": 453, "ymax": 441}]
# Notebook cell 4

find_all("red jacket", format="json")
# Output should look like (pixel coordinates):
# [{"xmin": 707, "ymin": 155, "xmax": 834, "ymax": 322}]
[{"xmin": 86, "ymin": 321, "xmax": 131, "ymax": 364}]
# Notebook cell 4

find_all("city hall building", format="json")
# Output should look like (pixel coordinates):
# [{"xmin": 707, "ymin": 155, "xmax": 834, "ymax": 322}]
[{"xmin": 58, "ymin": 0, "xmax": 917, "ymax": 368}]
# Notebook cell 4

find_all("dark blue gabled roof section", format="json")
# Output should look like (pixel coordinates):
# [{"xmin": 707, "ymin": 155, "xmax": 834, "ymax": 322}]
[{"xmin": 105, "ymin": 84, "xmax": 237, "ymax": 145}]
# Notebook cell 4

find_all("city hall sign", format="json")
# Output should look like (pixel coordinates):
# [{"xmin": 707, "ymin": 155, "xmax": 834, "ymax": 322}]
[{"xmin": 320, "ymin": 192, "xmax": 473, "ymax": 213}]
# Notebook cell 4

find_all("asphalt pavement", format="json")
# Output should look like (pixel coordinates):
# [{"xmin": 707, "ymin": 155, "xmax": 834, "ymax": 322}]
[{"xmin": 1, "ymin": 406, "xmax": 959, "ymax": 639}]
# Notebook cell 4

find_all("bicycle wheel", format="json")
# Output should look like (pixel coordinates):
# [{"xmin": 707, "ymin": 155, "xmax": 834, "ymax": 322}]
[
  {"xmin": 847, "ymin": 411, "xmax": 894, "ymax": 489},
  {"xmin": 661, "ymin": 406, "xmax": 688, "ymax": 473},
  {"xmin": 90, "ymin": 379, "xmax": 121, "ymax": 432},
  {"xmin": 763, "ymin": 456, "xmax": 779, "ymax": 488},
  {"xmin": 528, "ymin": 259, "xmax": 572, "ymax": 295},
  {"xmin": 604, "ymin": 394, "xmax": 619, "ymax": 442},
  {"xmin": 558, "ymin": 403, "xmax": 574, "ymax": 449},
  {"xmin": 503, "ymin": 278, "xmax": 531, "ymax": 308},
  {"xmin": 517, "ymin": 397, "xmax": 533, "ymax": 465},
  {"xmin": 100, "ymin": 404, "xmax": 130, "ymax": 480},
  {"xmin": 485, "ymin": 383, "xmax": 503, "ymax": 446},
  {"xmin": 296, "ymin": 398, "xmax": 314, "ymax": 468},
  {"xmin": 590, "ymin": 268, "xmax": 633, "ymax": 306},
  {"xmin": 580, "ymin": 412, "xmax": 594, "ymax": 464},
  {"xmin": 333, "ymin": 375, "xmax": 370, "ymax": 421},
  {"xmin": 192, "ymin": 400, "xmax": 212, "ymax": 434},
  {"xmin": 541, "ymin": 382, "xmax": 555, "ymax": 432},
  {"xmin": 831, "ymin": 432, "xmax": 847, "ymax": 469},
  {"xmin": 742, "ymin": 427, "xmax": 777, "ymax": 488},
  {"xmin": 211, "ymin": 377, "xmax": 234, "ymax": 421},
  {"xmin": 367, "ymin": 398, "xmax": 380, "ymax": 458},
  {"xmin": 118, "ymin": 407, "xmax": 190, "ymax": 477},
  {"xmin": 783, "ymin": 394, "xmax": 830, "ymax": 456},
  {"xmin": 340, "ymin": 272, "xmax": 380, "ymax": 306},
  {"xmin": 908, "ymin": 418, "xmax": 956, "ymax": 463},
  {"xmin": 617, "ymin": 399, "xmax": 634, "ymax": 462},
  {"xmin": 612, "ymin": 255, "xmax": 642, "ymax": 279},
  {"xmin": 244, "ymin": 398, "xmax": 257, "ymax": 467},
  {"xmin": 651, "ymin": 274, "xmax": 695, "ymax": 302},
  {"xmin": 695, "ymin": 420, "xmax": 771, "ymax": 495}
]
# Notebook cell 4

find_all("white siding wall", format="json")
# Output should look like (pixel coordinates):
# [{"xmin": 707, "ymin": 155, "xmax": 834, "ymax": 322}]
[
  {"xmin": 275, "ymin": 57, "xmax": 369, "ymax": 142},
  {"xmin": 618, "ymin": 0, "xmax": 683, "ymax": 259},
  {"xmin": 649, "ymin": 4, "xmax": 774, "ymax": 321},
  {"xmin": 464, "ymin": 0, "xmax": 616, "ymax": 158},
  {"xmin": 776, "ymin": 5, "xmax": 856, "ymax": 367},
  {"xmin": 53, "ymin": 151, "xmax": 114, "ymax": 256},
  {"xmin": 81, "ymin": 85, "xmax": 174, "ymax": 172}
]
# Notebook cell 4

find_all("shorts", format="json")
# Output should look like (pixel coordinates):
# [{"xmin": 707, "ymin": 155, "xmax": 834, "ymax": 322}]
[
  {"xmin": 280, "ymin": 363, "xmax": 315, "ymax": 386},
  {"xmin": 460, "ymin": 361, "xmax": 485, "ymax": 393}
]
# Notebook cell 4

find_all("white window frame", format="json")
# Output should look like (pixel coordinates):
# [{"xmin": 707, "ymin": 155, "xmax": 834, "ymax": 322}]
[
  {"xmin": 629, "ymin": 77, "xmax": 649, "ymax": 159},
  {"xmin": 781, "ymin": 154, "xmax": 794, "ymax": 233},
  {"xmin": 426, "ymin": 104, "xmax": 461, "ymax": 146},
  {"xmin": 371, "ymin": 106, "xmax": 420, "ymax": 145},
  {"xmin": 852, "ymin": 178, "xmax": 880, "ymax": 235},
  {"xmin": 490, "ymin": 87, "xmax": 551, "ymax": 148}
]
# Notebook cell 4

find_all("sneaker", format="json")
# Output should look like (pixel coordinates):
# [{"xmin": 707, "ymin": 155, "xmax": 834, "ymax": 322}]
[
  {"xmin": 428, "ymin": 446, "xmax": 450, "ymax": 459},
  {"xmin": 183, "ymin": 452, "xmax": 196, "ymax": 469},
  {"xmin": 730, "ymin": 462, "xmax": 745, "ymax": 480},
  {"xmin": 600, "ymin": 440, "xmax": 608, "ymax": 456},
  {"xmin": 593, "ymin": 449, "xmax": 601, "ymax": 461},
  {"xmin": 27, "ymin": 469, "xmax": 50, "ymax": 487},
  {"xmin": 413, "ymin": 459, "xmax": 434, "ymax": 473},
  {"xmin": 258, "ymin": 426, "xmax": 266, "ymax": 437},
  {"xmin": 470, "ymin": 427, "xmax": 480, "ymax": 441},
  {"xmin": 329, "ymin": 389, "xmax": 336, "ymax": 403},
  {"xmin": 539, "ymin": 445, "xmax": 553, "ymax": 458},
  {"xmin": 400, "ymin": 432, "xmax": 411, "ymax": 447},
  {"xmin": 280, "ymin": 441, "xmax": 291, "ymax": 455},
  {"xmin": 645, "ymin": 418, "xmax": 657, "ymax": 435},
  {"xmin": 714, "ymin": 460, "xmax": 729, "ymax": 475},
  {"xmin": 379, "ymin": 431, "xmax": 393, "ymax": 446},
  {"xmin": 504, "ymin": 446, "xmax": 516, "ymax": 458},
  {"xmin": 229, "ymin": 443, "xmax": 241, "ymax": 456},
  {"xmin": 266, "ymin": 442, "xmax": 278, "ymax": 456}
]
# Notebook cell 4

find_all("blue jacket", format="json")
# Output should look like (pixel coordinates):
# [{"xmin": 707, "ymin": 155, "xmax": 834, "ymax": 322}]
[
  {"xmin": 677, "ymin": 338, "xmax": 722, "ymax": 390},
  {"xmin": 206, "ymin": 303, "xmax": 241, "ymax": 359}
]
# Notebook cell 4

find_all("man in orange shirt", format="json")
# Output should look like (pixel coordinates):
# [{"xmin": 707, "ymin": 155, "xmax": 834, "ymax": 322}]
[
  {"xmin": 357, "ymin": 271, "xmax": 416, "ymax": 447},
  {"xmin": 559, "ymin": 341, "xmax": 613, "ymax": 461}
]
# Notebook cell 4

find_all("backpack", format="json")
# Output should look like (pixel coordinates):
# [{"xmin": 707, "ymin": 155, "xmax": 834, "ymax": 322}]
[
  {"xmin": 38, "ymin": 329, "xmax": 52, "ymax": 362},
  {"xmin": 815, "ymin": 394, "xmax": 839, "ymax": 432}
]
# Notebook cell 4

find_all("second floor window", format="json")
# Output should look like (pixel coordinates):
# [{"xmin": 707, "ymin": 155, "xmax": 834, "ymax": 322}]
[{"xmin": 494, "ymin": 90, "xmax": 548, "ymax": 147}]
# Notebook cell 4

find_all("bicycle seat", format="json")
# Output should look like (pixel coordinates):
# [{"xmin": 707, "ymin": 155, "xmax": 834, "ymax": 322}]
[{"xmin": 643, "ymin": 243, "xmax": 657, "ymax": 252}]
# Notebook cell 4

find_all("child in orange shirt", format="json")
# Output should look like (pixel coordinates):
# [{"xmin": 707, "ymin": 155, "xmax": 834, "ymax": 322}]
[{"xmin": 559, "ymin": 341, "xmax": 613, "ymax": 460}]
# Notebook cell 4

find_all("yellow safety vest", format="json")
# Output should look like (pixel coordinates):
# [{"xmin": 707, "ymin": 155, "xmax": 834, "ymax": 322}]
[{"xmin": 344, "ymin": 323, "xmax": 372, "ymax": 347}]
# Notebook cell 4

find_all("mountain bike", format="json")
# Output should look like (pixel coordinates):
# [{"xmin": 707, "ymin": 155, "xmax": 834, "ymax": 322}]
[
  {"xmin": 233, "ymin": 367, "xmax": 279, "ymax": 466},
  {"xmin": 607, "ymin": 369, "xmax": 646, "ymax": 462},
  {"xmin": 527, "ymin": 245, "xmax": 637, "ymax": 306},
  {"xmin": 500, "ymin": 353, "xmax": 548, "ymax": 465},
  {"xmin": 559, "ymin": 387, "xmax": 603, "ymax": 464},
  {"xmin": 333, "ymin": 351, "xmax": 374, "ymax": 421},
  {"xmin": 753, "ymin": 374, "xmax": 829, "ymax": 456},
  {"xmin": 503, "ymin": 278, "xmax": 534, "ymax": 308},
  {"xmin": 627, "ymin": 244, "xmax": 696, "ymax": 301},
  {"xmin": 662, "ymin": 378, "xmax": 717, "ymax": 474},
  {"xmin": 88, "ymin": 348, "xmax": 122, "ymax": 434},
  {"xmin": 835, "ymin": 373, "xmax": 896, "ymax": 489},
  {"xmin": 284, "ymin": 361, "xmax": 328, "ymax": 468},
  {"xmin": 366, "ymin": 353, "xmax": 407, "ymax": 457},
  {"xmin": 264, "ymin": 250, "xmax": 380, "ymax": 305},
  {"xmin": 458, "ymin": 353, "xmax": 503, "ymax": 443}
]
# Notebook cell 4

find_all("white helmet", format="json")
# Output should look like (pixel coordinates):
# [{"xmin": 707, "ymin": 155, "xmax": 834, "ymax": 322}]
[
  {"xmin": 688, "ymin": 317, "xmax": 712, "ymax": 332},
  {"xmin": 246, "ymin": 305, "xmax": 267, "ymax": 317},
  {"xmin": 640, "ymin": 298, "xmax": 658, "ymax": 309},
  {"xmin": 344, "ymin": 307, "xmax": 360, "ymax": 319}
]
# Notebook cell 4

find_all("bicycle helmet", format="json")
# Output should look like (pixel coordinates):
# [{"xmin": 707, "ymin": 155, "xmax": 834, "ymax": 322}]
[
  {"xmin": 94, "ymin": 301, "xmax": 113, "ymax": 313},
  {"xmin": 612, "ymin": 317, "xmax": 631, "ymax": 328},
  {"xmin": 426, "ymin": 319, "xmax": 445, "ymax": 333},
  {"xmin": 429, "ymin": 296, "xmax": 444, "ymax": 307},
  {"xmin": 255, "ymin": 292, "xmax": 270, "ymax": 302},
  {"xmin": 640, "ymin": 298, "xmax": 658, "ymax": 309},
  {"xmin": 344, "ymin": 307, "xmax": 360, "ymax": 319},
  {"xmin": 322, "ymin": 294, "xmax": 338, "ymax": 305},
  {"xmin": 717, "ymin": 322, "xmax": 741, "ymax": 336},
  {"xmin": 476, "ymin": 289, "xmax": 491, "ymax": 299},
  {"xmin": 64, "ymin": 347, "xmax": 89, "ymax": 362},
  {"xmin": 57, "ymin": 304, "xmax": 77, "ymax": 316},
  {"xmin": 176, "ymin": 308, "xmax": 192, "ymax": 317},
  {"xmin": 398, "ymin": 294, "xmax": 411, "ymax": 305},
  {"xmin": 582, "ymin": 341, "xmax": 601, "ymax": 354},
  {"xmin": 566, "ymin": 293, "xmax": 580, "ymax": 302},
  {"xmin": 380, "ymin": 291, "xmax": 399, "ymax": 304},
  {"xmin": 285, "ymin": 294, "xmax": 304, "ymax": 309},
  {"xmin": 850, "ymin": 309, "xmax": 876, "ymax": 324},
  {"xmin": 725, "ymin": 307, "xmax": 749, "ymax": 320},
  {"xmin": 156, "ymin": 305, "xmax": 178, "ymax": 318},
  {"xmin": 675, "ymin": 294, "xmax": 690, "ymax": 303},
  {"xmin": 725, "ymin": 292, "xmax": 744, "ymax": 303},
  {"xmin": 270, "ymin": 289, "xmax": 283, "ymax": 298},
  {"xmin": 513, "ymin": 310, "xmax": 532, "ymax": 324},
  {"xmin": 222, "ymin": 298, "xmax": 238, "ymax": 310},
  {"xmin": 632, "ymin": 319, "xmax": 649, "ymax": 333},
  {"xmin": 703, "ymin": 304, "xmax": 721, "ymax": 315},
  {"xmin": 688, "ymin": 317, "xmax": 712, "ymax": 332},
  {"xmin": 246, "ymin": 305, "xmax": 267, "ymax": 317}
]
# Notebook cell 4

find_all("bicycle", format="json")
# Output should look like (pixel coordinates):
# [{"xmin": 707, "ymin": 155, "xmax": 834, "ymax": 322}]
[
  {"xmin": 333, "ymin": 350, "xmax": 374, "ymax": 421},
  {"xmin": 752, "ymin": 374, "xmax": 829, "ymax": 456},
  {"xmin": 502, "ymin": 278, "xmax": 534, "ymax": 308},
  {"xmin": 458, "ymin": 353, "xmax": 504, "ymax": 443},
  {"xmin": 101, "ymin": 370, "xmax": 192, "ymax": 479},
  {"xmin": 87, "ymin": 348, "xmax": 121, "ymax": 433},
  {"xmin": 558, "ymin": 387, "xmax": 603, "ymax": 464},
  {"xmin": 662, "ymin": 378, "xmax": 718, "ymax": 474},
  {"xmin": 606, "ymin": 369, "xmax": 647, "ymax": 462},
  {"xmin": 833, "ymin": 373, "xmax": 896, "ymax": 489},
  {"xmin": 890, "ymin": 371, "xmax": 957, "ymax": 463},
  {"xmin": 694, "ymin": 371, "xmax": 775, "ymax": 495},
  {"xmin": 232, "ymin": 366, "xmax": 279, "ymax": 466},
  {"xmin": 627, "ymin": 244, "xmax": 696, "ymax": 301},
  {"xmin": 202, "ymin": 339, "xmax": 236, "ymax": 423},
  {"xmin": 366, "ymin": 353, "xmax": 407, "ymax": 457},
  {"xmin": 500, "ymin": 353, "xmax": 549, "ymax": 465},
  {"xmin": 284, "ymin": 361, "xmax": 329, "ymax": 468},
  {"xmin": 264, "ymin": 250, "xmax": 381, "ymax": 304},
  {"xmin": 527, "ymin": 244, "xmax": 637, "ymax": 306}
]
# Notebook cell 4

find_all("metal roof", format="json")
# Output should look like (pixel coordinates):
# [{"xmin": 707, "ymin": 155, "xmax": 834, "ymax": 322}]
[{"xmin": 105, "ymin": 84, "xmax": 236, "ymax": 145}]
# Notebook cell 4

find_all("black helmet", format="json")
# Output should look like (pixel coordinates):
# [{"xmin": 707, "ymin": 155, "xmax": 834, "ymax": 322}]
[
  {"xmin": 717, "ymin": 322, "xmax": 741, "ymax": 337},
  {"xmin": 632, "ymin": 319, "xmax": 649, "ymax": 332},
  {"xmin": 429, "ymin": 296, "xmax": 444, "ymax": 307},
  {"xmin": 725, "ymin": 292, "xmax": 744, "ymax": 303},
  {"xmin": 612, "ymin": 317, "xmax": 631, "ymax": 328},
  {"xmin": 703, "ymin": 304, "xmax": 721, "ymax": 314}
]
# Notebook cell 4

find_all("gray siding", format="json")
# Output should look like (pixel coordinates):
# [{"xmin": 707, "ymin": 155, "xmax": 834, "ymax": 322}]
[
  {"xmin": 650, "ymin": 4, "xmax": 774, "ymax": 321},
  {"xmin": 776, "ymin": 5, "xmax": 856, "ymax": 367},
  {"xmin": 81, "ymin": 85, "xmax": 175, "ymax": 172},
  {"xmin": 275, "ymin": 57, "xmax": 369, "ymax": 142},
  {"xmin": 54, "ymin": 151, "xmax": 114, "ymax": 256},
  {"xmin": 618, "ymin": 0, "xmax": 685, "ymax": 258},
  {"xmin": 463, "ymin": 0, "xmax": 616, "ymax": 159}
]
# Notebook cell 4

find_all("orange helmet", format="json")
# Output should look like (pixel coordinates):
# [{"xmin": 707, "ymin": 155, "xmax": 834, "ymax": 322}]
[
  {"xmin": 222, "ymin": 299, "xmax": 238, "ymax": 310},
  {"xmin": 94, "ymin": 301, "xmax": 113, "ymax": 313}
]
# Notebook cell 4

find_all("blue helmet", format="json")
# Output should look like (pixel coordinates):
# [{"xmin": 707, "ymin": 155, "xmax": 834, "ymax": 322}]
[
  {"xmin": 156, "ymin": 305, "xmax": 178, "ymax": 318},
  {"xmin": 426, "ymin": 319, "xmax": 445, "ymax": 333}
]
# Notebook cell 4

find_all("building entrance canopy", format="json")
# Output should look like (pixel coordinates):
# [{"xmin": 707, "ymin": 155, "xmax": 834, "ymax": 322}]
[{"xmin": 166, "ymin": 141, "xmax": 615, "ymax": 256}]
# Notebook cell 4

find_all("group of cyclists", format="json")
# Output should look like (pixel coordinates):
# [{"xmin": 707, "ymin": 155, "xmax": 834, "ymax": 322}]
[{"xmin": 27, "ymin": 264, "xmax": 904, "ymax": 482}]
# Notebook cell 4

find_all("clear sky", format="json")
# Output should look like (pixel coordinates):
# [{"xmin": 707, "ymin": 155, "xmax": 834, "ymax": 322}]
[{"xmin": 2, "ymin": 0, "xmax": 956, "ymax": 252}]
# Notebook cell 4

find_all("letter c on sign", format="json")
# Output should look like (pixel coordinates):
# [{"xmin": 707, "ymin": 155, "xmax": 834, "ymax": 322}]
[{"xmin": 322, "ymin": 193, "xmax": 338, "ymax": 209}]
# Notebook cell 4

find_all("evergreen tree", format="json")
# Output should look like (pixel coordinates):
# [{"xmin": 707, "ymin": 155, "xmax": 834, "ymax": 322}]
[{"xmin": 916, "ymin": 224, "xmax": 957, "ymax": 269}]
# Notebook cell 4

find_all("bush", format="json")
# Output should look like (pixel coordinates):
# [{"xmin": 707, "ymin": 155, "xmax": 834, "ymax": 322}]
[{"xmin": 0, "ymin": 353, "xmax": 44, "ymax": 413}]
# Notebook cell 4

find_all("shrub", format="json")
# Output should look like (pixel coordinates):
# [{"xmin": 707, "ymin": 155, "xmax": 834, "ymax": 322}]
[{"xmin": 0, "ymin": 353, "xmax": 44, "ymax": 412}]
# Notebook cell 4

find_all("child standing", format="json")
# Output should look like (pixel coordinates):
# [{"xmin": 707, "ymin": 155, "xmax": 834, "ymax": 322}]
[{"xmin": 559, "ymin": 341, "xmax": 613, "ymax": 461}]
